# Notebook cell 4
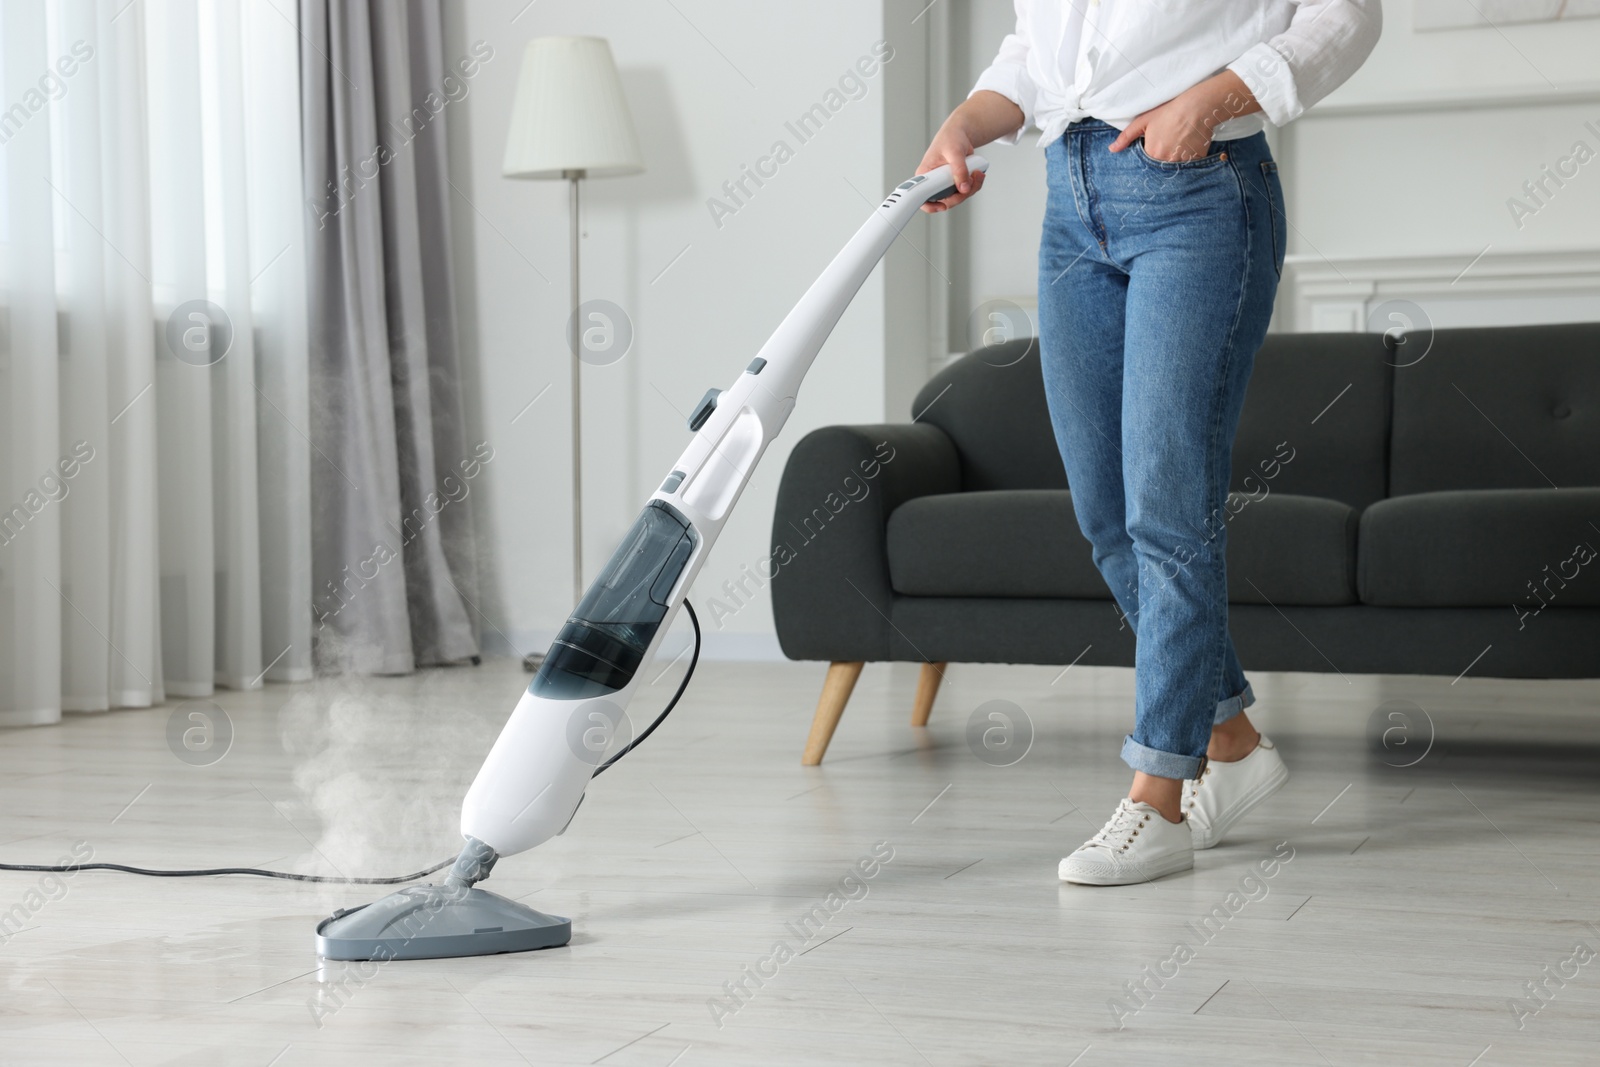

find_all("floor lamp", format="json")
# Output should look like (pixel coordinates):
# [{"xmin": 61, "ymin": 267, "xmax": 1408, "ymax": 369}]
[{"xmin": 503, "ymin": 36, "xmax": 644, "ymax": 669}]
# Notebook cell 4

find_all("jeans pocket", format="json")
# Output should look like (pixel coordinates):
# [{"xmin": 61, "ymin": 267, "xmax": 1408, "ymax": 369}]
[
  {"xmin": 1132, "ymin": 137, "xmax": 1227, "ymax": 171},
  {"xmin": 1259, "ymin": 160, "xmax": 1286, "ymax": 279}
]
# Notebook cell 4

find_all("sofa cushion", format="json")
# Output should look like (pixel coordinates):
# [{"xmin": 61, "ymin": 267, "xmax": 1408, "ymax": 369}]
[
  {"xmin": 1227, "ymin": 493, "xmax": 1360, "ymax": 606},
  {"xmin": 1358, "ymin": 488, "xmax": 1600, "ymax": 608},
  {"xmin": 887, "ymin": 491, "xmax": 1106, "ymax": 599},
  {"xmin": 909, "ymin": 340, "xmax": 1069, "ymax": 492},
  {"xmin": 1232, "ymin": 332, "xmax": 1393, "ymax": 509},
  {"xmin": 1389, "ymin": 322, "xmax": 1600, "ymax": 496},
  {"xmin": 886, "ymin": 490, "xmax": 1358, "ymax": 606}
]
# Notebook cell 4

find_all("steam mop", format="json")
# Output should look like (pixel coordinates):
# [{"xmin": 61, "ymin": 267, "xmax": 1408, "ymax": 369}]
[{"xmin": 314, "ymin": 156, "xmax": 989, "ymax": 961}]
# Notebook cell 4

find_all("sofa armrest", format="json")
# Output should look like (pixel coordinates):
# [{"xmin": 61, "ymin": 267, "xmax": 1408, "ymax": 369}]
[{"xmin": 771, "ymin": 423, "xmax": 960, "ymax": 661}]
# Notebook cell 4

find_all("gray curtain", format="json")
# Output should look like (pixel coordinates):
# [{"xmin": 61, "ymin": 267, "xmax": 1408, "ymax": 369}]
[{"xmin": 300, "ymin": 0, "xmax": 481, "ymax": 673}]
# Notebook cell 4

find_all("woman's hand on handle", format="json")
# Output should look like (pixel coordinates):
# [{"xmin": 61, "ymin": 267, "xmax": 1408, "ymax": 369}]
[{"xmin": 916, "ymin": 90, "xmax": 1023, "ymax": 213}]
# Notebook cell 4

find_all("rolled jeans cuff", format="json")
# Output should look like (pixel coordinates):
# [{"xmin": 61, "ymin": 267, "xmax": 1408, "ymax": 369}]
[
  {"xmin": 1121, "ymin": 684, "xmax": 1257, "ymax": 779},
  {"xmin": 1215, "ymin": 682, "xmax": 1255, "ymax": 725},
  {"xmin": 1121, "ymin": 735, "xmax": 1204, "ymax": 780}
]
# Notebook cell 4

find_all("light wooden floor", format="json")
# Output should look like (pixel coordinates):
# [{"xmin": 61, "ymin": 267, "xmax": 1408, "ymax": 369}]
[{"xmin": 2, "ymin": 655, "xmax": 1598, "ymax": 1066}]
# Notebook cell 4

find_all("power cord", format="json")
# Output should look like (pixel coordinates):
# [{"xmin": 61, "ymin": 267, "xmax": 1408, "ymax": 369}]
[
  {"xmin": 594, "ymin": 599, "xmax": 700, "ymax": 777},
  {"xmin": 0, "ymin": 857, "xmax": 456, "ymax": 884},
  {"xmin": 0, "ymin": 599, "xmax": 702, "ymax": 882}
]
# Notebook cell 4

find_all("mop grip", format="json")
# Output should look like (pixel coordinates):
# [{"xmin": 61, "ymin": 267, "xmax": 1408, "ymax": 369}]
[{"xmin": 884, "ymin": 154, "xmax": 990, "ymax": 209}]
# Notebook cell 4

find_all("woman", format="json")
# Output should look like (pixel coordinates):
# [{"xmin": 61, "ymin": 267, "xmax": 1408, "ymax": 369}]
[{"xmin": 918, "ymin": 1, "xmax": 1381, "ymax": 885}]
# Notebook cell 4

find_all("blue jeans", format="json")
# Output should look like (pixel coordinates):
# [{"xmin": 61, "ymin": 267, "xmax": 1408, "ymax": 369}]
[{"xmin": 1036, "ymin": 119, "xmax": 1286, "ymax": 780}]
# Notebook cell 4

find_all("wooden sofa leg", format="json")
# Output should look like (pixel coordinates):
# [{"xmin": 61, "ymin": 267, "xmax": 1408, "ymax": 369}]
[
  {"xmin": 910, "ymin": 662, "xmax": 946, "ymax": 727},
  {"xmin": 802, "ymin": 661, "xmax": 864, "ymax": 766}
]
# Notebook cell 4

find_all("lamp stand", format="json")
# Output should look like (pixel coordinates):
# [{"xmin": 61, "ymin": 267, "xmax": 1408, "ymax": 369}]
[
  {"xmin": 567, "ymin": 168, "xmax": 585, "ymax": 609},
  {"xmin": 522, "ymin": 169, "xmax": 587, "ymax": 676}
]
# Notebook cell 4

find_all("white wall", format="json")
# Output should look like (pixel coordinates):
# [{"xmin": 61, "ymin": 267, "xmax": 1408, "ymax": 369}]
[
  {"xmin": 442, "ymin": 1, "xmax": 938, "ymax": 659},
  {"xmin": 947, "ymin": 0, "xmax": 1047, "ymax": 338},
  {"xmin": 1282, "ymin": 0, "xmax": 1600, "ymax": 258},
  {"xmin": 1277, "ymin": 0, "xmax": 1600, "ymax": 329}
]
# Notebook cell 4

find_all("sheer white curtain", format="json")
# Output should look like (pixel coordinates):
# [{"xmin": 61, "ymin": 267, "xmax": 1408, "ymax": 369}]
[{"xmin": 0, "ymin": 0, "xmax": 311, "ymax": 727}]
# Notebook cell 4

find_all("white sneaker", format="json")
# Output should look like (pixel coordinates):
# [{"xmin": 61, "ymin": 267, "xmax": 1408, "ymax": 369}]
[
  {"xmin": 1184, "ymin": 735, "xmax": 1290, "ymax": 850},
  {"xmin": 1058, "ymin": 798, "xmax": 1193, "ymax": 885}
]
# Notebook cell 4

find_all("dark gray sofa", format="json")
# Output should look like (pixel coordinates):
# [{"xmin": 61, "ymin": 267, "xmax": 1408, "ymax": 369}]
[{"xmin": 772, "ymin": 322, "xmax": 1600, "ymax": 763}]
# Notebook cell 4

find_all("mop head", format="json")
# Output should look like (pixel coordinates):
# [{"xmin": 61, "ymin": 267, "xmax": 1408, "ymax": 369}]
[{"xmin": 316, "ymin": 883, "xmax": 570, "ymax": 961}]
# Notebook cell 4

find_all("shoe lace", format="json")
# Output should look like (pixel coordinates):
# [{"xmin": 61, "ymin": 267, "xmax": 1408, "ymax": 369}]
[{"xmin": 1085, "ymin": 799, "xmax": 1152, "ymax": 853}]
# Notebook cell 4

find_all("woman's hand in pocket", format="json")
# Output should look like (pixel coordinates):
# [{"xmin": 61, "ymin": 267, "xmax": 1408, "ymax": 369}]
[{"xmin": 1109, "ymin": 71, "xmax": 1259, "ymax": 162}]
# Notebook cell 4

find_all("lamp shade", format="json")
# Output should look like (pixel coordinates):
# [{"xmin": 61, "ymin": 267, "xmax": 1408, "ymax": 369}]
[{"xmin": 502, "ymin": 36, "xmax": 644, "ymax": 180}]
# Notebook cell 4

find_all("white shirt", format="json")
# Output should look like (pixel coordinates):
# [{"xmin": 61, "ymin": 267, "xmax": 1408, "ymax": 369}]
[{"xmin": 972, "ymin": 0, "xmax": 1382, "ymax": 146}]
